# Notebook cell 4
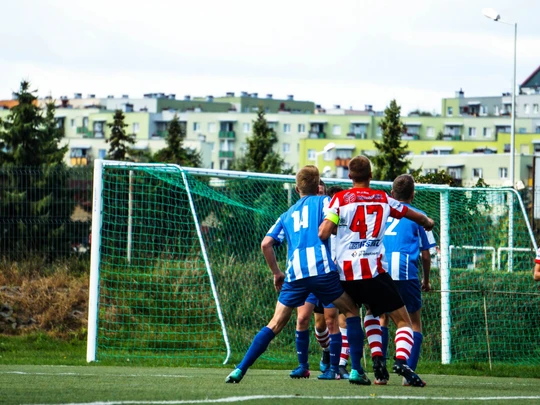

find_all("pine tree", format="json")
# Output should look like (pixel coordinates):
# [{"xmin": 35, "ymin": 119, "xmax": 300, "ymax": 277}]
[
  {"xmin": 106, "ymin": 110, "xmax": 135, "ymax": 161},
  {"xmin": 0, "ymin": 80, "xmax": 74, "ymax": 259},
  {"xmin": 153, "ymin": 114, "xmax": 201, "ymax": 167},
  {"xmin": 234, "ymin": 106, "xmax": 285, "ymax": 174},
  {"xmin": 372, "ymin": 99, "xmax": 410, "ymax": 181}
]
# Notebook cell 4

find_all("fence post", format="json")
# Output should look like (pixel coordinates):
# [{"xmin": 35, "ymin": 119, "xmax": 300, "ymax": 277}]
[{"xmin": 440, "ymin": 189, "xmax": 451, "ymax": 364}]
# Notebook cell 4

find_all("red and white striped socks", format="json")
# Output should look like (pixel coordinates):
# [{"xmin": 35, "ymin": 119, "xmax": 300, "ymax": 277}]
[
  {"xmin": 395, "ymin": 327, "xmax": 414, "ymax": 361},
  {"xmin": 364, "ymin": 314, "xmax": 383, "ymax": 358},
  {"xmin": 339, "ymin": 326, "xmax": 349, "ymax": 366},
  {"xmin": 315, "ymin": 327, "xmax": 330, "ymax": 349}
]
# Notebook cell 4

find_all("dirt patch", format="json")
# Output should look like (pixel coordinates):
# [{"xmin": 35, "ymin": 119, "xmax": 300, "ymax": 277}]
[{"xmin": 0, "ymin": 259, "xmax": 88, "ymax": 337}]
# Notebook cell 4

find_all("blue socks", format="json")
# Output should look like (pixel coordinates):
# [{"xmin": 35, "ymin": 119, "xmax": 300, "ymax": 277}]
[
  {"xmin": 329, "ymin": 333, "xmax": 342, "ymax": 372},
  {"xmin": 346, "ymin": 316, "xmax": 364, "ymax": 372},
  {"xmin": 237, "ymin": 326, "xmax": 275, "ymax": 374},
  {"xmin": 408, "ymin": 332, "xmax": 423, "ymax": 371},
  {"xmin": 381, "ymin": 326, "xmax": 389, "ymax": 359},
  {"xmin": 295, "ymin": 329, "xmax": 310, "ymax": 368}
]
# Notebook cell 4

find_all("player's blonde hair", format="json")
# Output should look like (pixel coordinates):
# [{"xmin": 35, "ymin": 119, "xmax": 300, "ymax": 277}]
[
  {"xmin": 348, "ymin": 155, "xmax": 372, "ymax": 182},
  {"xmin": 296, "ymin": 165, "xmax": 320, "ymax": 195}
]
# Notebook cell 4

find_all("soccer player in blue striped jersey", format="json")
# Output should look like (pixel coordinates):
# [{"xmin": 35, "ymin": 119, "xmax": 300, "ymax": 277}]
[
  {"xmin": 380, "ymin": 174, "xmax": 437, "ymax": 383},
  {"xmin": 226, "ymin": 165, "xmax": 371, "ymax": 385}
]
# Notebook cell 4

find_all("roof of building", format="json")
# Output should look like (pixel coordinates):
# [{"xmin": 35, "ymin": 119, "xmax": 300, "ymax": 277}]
[{"xmin": 521, "ymin": 65, "xmax": 540, "ymax": 89}]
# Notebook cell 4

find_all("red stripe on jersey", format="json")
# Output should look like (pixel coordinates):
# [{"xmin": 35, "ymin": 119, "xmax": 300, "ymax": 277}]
[
  {"xmin": 389, "ymin": 204, "xmax": 408, "ymax": 219},
  {"xmin": 376, "ymin": 254, "xmax": 386, "ymax": 274},
  {"xmin": 360, "ymin": 258, "xmax": 372, "ymax": 279},
  {"xmin": 343, "ymin": 260, "xmax": 354, "ymax": 281}
]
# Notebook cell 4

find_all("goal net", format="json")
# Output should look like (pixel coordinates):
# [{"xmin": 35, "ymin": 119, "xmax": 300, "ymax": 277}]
[{"xmin": 87, "ymin": 160, "xmax": 539, "ymax": 367}]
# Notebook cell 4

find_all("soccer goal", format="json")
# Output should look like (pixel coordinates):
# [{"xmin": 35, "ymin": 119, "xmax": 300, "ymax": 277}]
[{"xmin": 87, "ymin": 160, "xmax": 540, "ymax": 367}]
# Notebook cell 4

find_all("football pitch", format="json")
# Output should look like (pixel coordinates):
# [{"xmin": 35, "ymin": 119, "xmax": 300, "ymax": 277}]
[{"xmin": 1, "ymin": 365, "xmax": 540, "ymax": 405}]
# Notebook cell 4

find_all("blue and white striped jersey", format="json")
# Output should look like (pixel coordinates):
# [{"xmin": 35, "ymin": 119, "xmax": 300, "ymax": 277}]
[
  {"xmin": 383, "ymin": 203, "xmax": 437, "ymax": 281},
  {"xmin": 266, "ymin": 195, "xmax": 336, "ymax": 282}
]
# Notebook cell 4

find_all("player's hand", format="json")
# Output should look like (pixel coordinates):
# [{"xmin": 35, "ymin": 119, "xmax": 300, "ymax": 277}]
[
  {"xmin": 274, "ymin": 271, "xmax": 285, "ymax": 292},
  {"xmin": 424, "ymin": 218, "xmax": 435, "ymax": 232},
  {"xmin": 421, "ymin": 280, "xmax": 431, "ymax": 292}
]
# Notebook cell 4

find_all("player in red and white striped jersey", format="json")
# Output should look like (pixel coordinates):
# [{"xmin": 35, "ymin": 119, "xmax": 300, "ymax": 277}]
[{"xmin": 319, "ymin": 155, "xmax": 435, "ymax": 388}]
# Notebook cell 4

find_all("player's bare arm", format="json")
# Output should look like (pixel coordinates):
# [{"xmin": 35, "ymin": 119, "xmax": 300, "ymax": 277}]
[
  {"xmin": 318, "ymin": 219, "xmax": 336, "ymax": 241},
  {"xmin": 261, "ymin": 236, "xmax": 285, "ymax": 291},
  {"xmin": 404, "ymin": 209, "xmax": 435, "ymax": 232},
  {"xmin": 421, "ymin": 249, "xmax": 431, "ymax": 291}
]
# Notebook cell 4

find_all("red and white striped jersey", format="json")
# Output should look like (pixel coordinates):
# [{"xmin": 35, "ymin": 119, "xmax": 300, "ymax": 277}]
[
  {"xmin": 326, "ymin": 187, "xmax": 408, "ymax": 281},
  {"xmin": 535, "ymin": 248, "xmax": 540, "ymax": 264}
]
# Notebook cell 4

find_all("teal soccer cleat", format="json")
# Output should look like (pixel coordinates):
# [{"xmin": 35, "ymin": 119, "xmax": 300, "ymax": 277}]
[{"xmin": 225, "ymin": 368, "xmax": 244, "ymax": 384}]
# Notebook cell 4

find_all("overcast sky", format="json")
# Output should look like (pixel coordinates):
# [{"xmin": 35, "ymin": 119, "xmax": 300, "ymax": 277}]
[{"xmin": 2, "ymin": 0, "xmax": 539, "ymax": 114}]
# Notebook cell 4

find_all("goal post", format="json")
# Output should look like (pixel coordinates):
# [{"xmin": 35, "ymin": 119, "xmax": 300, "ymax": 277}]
[{"xmin": 87, "ymin": 161, "xmax": 540, "ymax": 367}]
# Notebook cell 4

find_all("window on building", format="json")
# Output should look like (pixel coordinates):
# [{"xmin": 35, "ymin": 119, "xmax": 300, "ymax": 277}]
[
  {"xmin": 495, "ymin": 106, "xmax": 500, "ymax": 115},
  {"xmin": 298, "ymin": 124, "xmax": 306, "ymax": 133},
  {"xmin": 426, "ymin": 126, "xmax": 435, "ymax": 137},
  {"xmin": 283, "ymin": 123, "xmax": 291, "ymax": 133},
  {"xmin": 243, "ymin": 123, "xmax": 250, "ymax": 133},
  {"xmin": 83, "ymin": 117, "xmax": 89, "ymax": 128},
  {"xmin": 499, "ymin": 167, "xmax": 508, "ymax": 179},
  {"xmin": 268, "ymin": 122, "xmax": 277, "ymax": 130},
  {"xmin": 424, "ymin": 168, "xmax": 438, "ymax": 174},
  {"xmin": 70, "ymin": 119, "xmax": 75, "ymax": 128},
  {"xmin": 98, "ymin": 149, "xmax": 106, "ymax": 159},
  {"xmin": 472, "ymin": 168, "xmax": 483, "ymax": 178},
  {"xmin": 132, "ymin": 122, "xmax": 140, "ymax": 134},
  {"xmin": 332, "ymin": 125, "xmax": 341, "ymax": 135},
  {"xmin": 376, "ymin": 126, "xmax": 382, "ymax": 137},
  {"xmin": 282, "ymin": 143, "xmax": 290, "ymax": 154},
  {"xmin": 534, "ymin": 104, "xmax": 539, "ymax": 114},
  {"xmin": 193, "ymin": 122, "xmax": 200, "ymax": 131},
  {"xmin": 468, "ymin": 127, "xmax": 476, "ymax": 137},
  {"xmin": 208, "ymin": 122, "xmax": 216, "ymax": 133},
  {"xmin": 524, "ymin": 104, "xmax": 530, "ymax": 114},
  {"xmin": 480, "ymin": 105, "xmax": 488, "ymax": 115},
  {"xmin": 447, "ymin": 106, "xmax": 453, "ymax": 116},
  {"xmin": 483, "ymin": 127, "xmax": 492, "ymax": 137},
  {"xmin": 307, "ymin": 149, "xmax": 316, "ymax": 161}
]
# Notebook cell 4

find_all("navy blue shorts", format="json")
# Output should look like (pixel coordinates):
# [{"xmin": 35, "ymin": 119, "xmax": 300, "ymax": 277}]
[
  {"xmin": 306, "ymin": 292, "xmax": 336, "ymax": 313},
  {"xmin": 279, "ymin": 271, "xmax": 344, "ymax": 308},
  {"xmin": 394, "ymin": 279, "xmax": 422, "ymax": 314}
]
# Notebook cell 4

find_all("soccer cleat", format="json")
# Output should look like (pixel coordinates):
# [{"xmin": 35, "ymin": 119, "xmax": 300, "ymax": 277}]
[
  {"xmin": 225, "ymin": 368, "xmax": 243, "ymax": 384},
  {"xmin": 319, "ymin": 350, "xmax": 330, "ymax": 372},
  {"xmin": 317, "ymin": 369, "xmax": 341, "ymax": 380},
  {"xmin": 373, "ymin": 356, "xmax": 389, "ymax": 385},
  {"xmin": 402, "ymin": 376, "xmax": 410, "ymax": 386},
  {"xmin": 338, "ymin": 365, "xmax": 350, "ymax": 380},
  {"xmin": 348, "ymin": 369, "xmax": 371, "ymax": 386},
  {"xmin": 290, "ymin": 365, "xmax": 310, "ymax": 379},
  {"xmin": 392, "ymin": 359, "xmax": 426, "ymax": 388}
]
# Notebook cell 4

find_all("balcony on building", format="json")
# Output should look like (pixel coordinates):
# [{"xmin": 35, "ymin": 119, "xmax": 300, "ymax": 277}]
[
  {"xmin": 459, "ymin": 101, "xmax": 482, "ymax": 117},
  {"xmin": 402, "ymin": 122, "xmax": 421, "ymax": 140},
  {"xmin": 347, "ymin": 121, "xmax": 369, "ymax": 139},
  {"xmin": 152, "ymin": 120, "xmax": 170, "ymax": 138},
  {"xmin": 76, "ymin": 126, "xmax": 93, "ymax": 138},
  {"xmin": 443, "ymin": 123, "xmax": 463, "ymax": 140},
  {"xmin": 219, "ymin": 119, "xmax": 236, "ymax": 139},
  {"xmin": 219, "ymin": 150, "xmax": 235, "ymax": 158},
  {"xmin": 472, "ymin": 147, "xmax": 497, "ymax": 154},
  {"xmin": 308, "ymin": 120, "xmax": 327, "ymax": 139},
  {"xmin": 495, "ymin": 124, "xmax": 511, "ymax": 135},
  {"xmin": 70, "ymin": 146, "xmax": 92, "ymax": 166},
  {"xmin": 440, "ymin": 164, "xmax": 463, "ymax": 187}
]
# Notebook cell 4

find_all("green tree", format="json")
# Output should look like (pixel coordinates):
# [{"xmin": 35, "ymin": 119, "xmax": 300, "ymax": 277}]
[
  {"xmin": 372, "ymin": 99, "xmax": 410, "ymax": 181},
  {"xmin": 106, "ymin": 109, "xmax": 135, "ymax": 161},
  {"xmin": 234, "ymin": 106, "xmax": 285, "ymax": 174},
  {"xmin": 0, "ymin": 80, "xmax": 75, "ymax": 259},
  {"xmin": 411, "ymin": 168, "xmax": 457, "ymax": 186},
  {"xmin": 153, "ymin": 114, "xmax": 201, "ymax": 167}
]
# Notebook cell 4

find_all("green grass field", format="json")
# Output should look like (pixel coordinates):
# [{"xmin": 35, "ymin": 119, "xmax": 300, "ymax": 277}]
[
  {"xmin": 2, "ymin": 364, "xmax": 540, "ymax": 405},
  {"xmin": 1, "ymin": 334, "xmax": 540, "ymax": 404}
]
